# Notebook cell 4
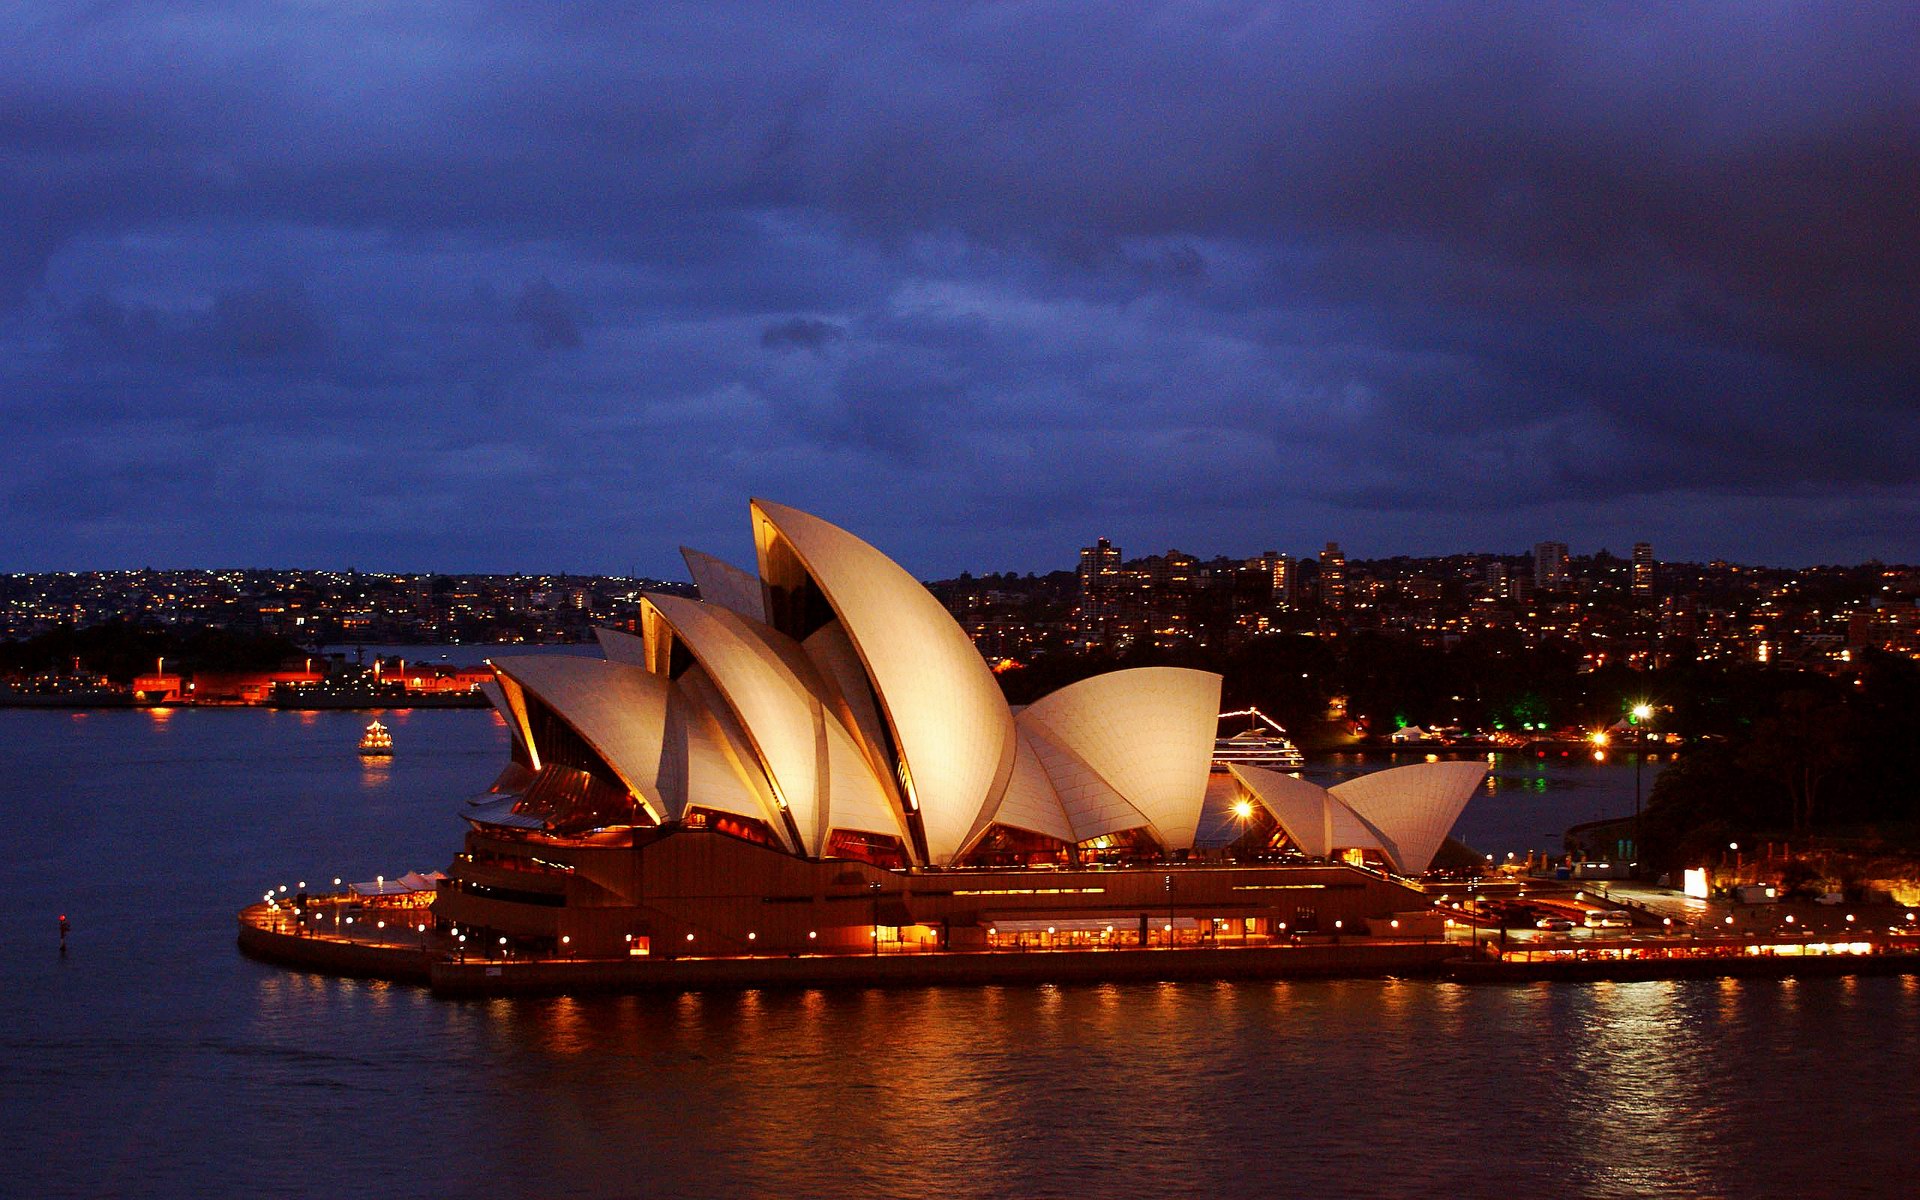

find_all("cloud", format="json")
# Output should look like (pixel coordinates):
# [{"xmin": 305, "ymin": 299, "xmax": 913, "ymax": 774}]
[
  {"xmin": 206, "ymin": 282, "xmax": 328, "ymax": 359},
  {"xmin": 0, "ymin": 3, "xmax": 1914, "ymax": 571},
  {"xmin": 511, "ymin": 277, "xmax": 583, "ymax": 350},
  {"xmin": 760, "ymin": 316, "xmax": 844, "ymax": 351}
]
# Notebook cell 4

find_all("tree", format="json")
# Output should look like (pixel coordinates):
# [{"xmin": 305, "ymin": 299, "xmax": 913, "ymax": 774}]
[{"xmin": 1741, "ymin": 690, "xmax": 1858, "ymax": 835}]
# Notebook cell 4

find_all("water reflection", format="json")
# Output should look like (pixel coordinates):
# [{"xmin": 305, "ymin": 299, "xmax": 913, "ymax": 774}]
[
  {"xmin": 8, "ymin": 709, "xmax": 1920, "ymax": 1199},
  {"xmin": 39, "ymin": 968, "xmax": 1920, "ymax": 1199}
]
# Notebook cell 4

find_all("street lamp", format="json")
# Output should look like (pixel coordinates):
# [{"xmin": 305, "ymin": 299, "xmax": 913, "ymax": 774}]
[{"xmin": 1630, "ymin": 703, "xmax": 1654, "ymax": 872}]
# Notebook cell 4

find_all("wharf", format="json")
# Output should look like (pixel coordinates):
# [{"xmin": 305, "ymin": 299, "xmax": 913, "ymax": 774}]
[
  {"xmin": 237, "ymin": 901, "xmax": 1920, "ymax": 996},
  {"xmin": 236, "ymin": 902, "xmax": 1455, "ymax": 996},
  {"xmin": 269, "ymin": 691, "xmax": 489, "ymax": 710}
]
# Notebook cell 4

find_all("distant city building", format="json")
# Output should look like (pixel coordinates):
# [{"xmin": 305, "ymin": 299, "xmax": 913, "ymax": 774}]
[
  {"xmin": 1633, "ymin": 542, "xmax": 1655, "ymax": 599},
  {"xmin": 1484, "ymin": 560, "xmax": 1509, "ymax": 599},
  {"xmin": 1319, "ymin": 542, "xmax": 1346, "ymax": 611},
  {"xmin": 5, "ymin": 528, "xmax": 1916, "ymax": 682},
  {"xmin": 1077, "ymin": 537, "xmax": 1121, "ymax": 613},
  {"xmin": 1533, "ymin": 541, "xmax": 1571, "ymax": 591},
  {"xmin": 1271, "ymin": 553, "xmax": 1295, "ymax": 605}
]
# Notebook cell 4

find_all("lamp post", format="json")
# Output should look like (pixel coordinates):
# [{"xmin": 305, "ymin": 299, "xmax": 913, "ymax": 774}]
[{"xmin": 1630, "ymin": 703, "xmax": 1654, "ymax": 873}]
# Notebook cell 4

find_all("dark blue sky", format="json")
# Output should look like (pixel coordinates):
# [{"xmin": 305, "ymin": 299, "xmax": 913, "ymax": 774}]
[{"xmin": 4, "ymin": 3, "xmax": 1916, "ymax": 577}]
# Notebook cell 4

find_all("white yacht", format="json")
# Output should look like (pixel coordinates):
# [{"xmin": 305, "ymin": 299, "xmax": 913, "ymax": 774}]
[{"xmin": 1212, "ymin": 707, "xmax": 1305, "ymax": 771}]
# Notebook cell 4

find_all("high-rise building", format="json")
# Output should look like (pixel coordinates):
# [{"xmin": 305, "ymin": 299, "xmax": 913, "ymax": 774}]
[
  {"xmin": 1154, "ymin": 550, "xmax": 1198, "ymax": 591},
  {"xmin": 1320, "ymin": 542, "xmax": 1346, "ymax": 611},
  {"xmin": 1533, "ymin": 541, "xmax": 1570, "ymax": 591},
  {"xmin": 1484, "ymin": 560, "xmax": 1509, "ymax": 598},
  {"xmin": 1632, "ymin": 542, "xmax": 1655, "ymax": 599},
  {"xmin": 1270, "ymin": 553, "xmax": 1295, "ymax": 605},
  {"xmin": 1078, "ymin": 538, "xmax": 1121, "ymax": 613}
]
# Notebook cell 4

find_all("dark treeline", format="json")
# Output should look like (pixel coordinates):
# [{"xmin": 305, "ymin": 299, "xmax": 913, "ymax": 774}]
[
  {"xmin": 1000, "ymin": 630, "xmax": 1837, "ymax": 743},
  {"xmin": 1640, "ymin": 651, "xmax": 1920, "ymax": 870},
  {"xmin": 0, "ymin": 621, "xmax": 309, "ymax": 681}
]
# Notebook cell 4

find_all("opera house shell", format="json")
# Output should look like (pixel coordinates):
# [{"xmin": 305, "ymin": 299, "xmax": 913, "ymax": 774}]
[{"xmin": 433, "ymin": 500, "xmax": 1486, "ymax": 959}]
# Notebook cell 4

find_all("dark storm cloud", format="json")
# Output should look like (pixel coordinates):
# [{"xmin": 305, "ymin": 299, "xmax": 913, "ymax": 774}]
[
  {"xmin": 512, "ymin": 278, "xmax": 583, "ymax": 350},
  {"xmin": 67, "ymin": 282, "xmax": 326, "ymax": 365},
  {"xmin": 761, "ymin": 316, "xmax": 845, "ymax": 351},
  {"xmin": 0, "ymin": 2, "xmax": 1915, "ymax": 572}
]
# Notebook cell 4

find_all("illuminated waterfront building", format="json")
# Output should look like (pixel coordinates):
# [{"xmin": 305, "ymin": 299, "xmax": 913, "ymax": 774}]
[{"xmin": 432, "ymin": 502, "xmax": 1485, "ymax": 957}]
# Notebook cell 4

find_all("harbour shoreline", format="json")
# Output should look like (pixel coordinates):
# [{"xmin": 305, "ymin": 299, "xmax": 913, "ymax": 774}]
[{"xmin": 236, "ymin": 901, "xmax": 1920, "ymax": 997}]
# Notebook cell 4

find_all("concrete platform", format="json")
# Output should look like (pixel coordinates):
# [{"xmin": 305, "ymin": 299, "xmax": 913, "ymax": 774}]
[{"xmin": 237, "ymin": 904, "xmax": 1457, "ymax": 996}]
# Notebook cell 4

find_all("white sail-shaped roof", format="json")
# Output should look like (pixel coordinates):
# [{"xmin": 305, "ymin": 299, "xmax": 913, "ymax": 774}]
[
  {"xmin": 1017, "ymin": 667, "xmax": 1221, "ymax": 851},
  {"xmin": 594, "ymin": 625, "xmax": 648, "ymax": 668},
  {"xmin": 490, "ymin": 655, "xmax": 671, "ymax": 822},
  {"xmin": 657, "ymin": 671, "xmax": 796, "ymax": 851},
  {"xmin": 1226, "ymin": 763, "xmax": 1414, "ymax": 863},
  {"xmin": 474, "ymin": 501, "xmax": 1484, "ymax": 875},
  {"xmin": 799, "ymin": 620, "xmax": 901, "ymax": 806},
  {"xmin": 962, "ymin": 725, "xmax": 1076, "ymax": 850},
  {"xmin": 818, "ymin": 705, "xmax": 907, "ymax": 841},
  {"xmin": 1017, "ymin": 717, "xmax": 1153, "ymax": 844},
  {"xmin": 1327, "ymin": 794, "xmax": 1390, "ymax": 855},
  {"xmin": 680, "ymin": 547, "xmax": 766, "ymax": 622},
  {"xmin": 752, "ymin": 499, "xmax": 1015, "ymax": 865},
  {"xmin": 1228, "ymin": 763, "xmax": 1339, "ymax": 858},
  {"xmin": 488, "ymin": 671, "xmax": 540, "ymax": 768},
  {"xmin": 642, "ymin": 595, "xmax": 821, "ymax": 844},
  {"xmin": 478, "ymin": 679, "xmax": 532, "ymax": 764},
  {"xmin": 643, "ymin": 593, "xmax": 903, "ymax": 856},
  {"xmin": 1329, "ymin": 761, "xmax": 1487, "ymax": 874}
]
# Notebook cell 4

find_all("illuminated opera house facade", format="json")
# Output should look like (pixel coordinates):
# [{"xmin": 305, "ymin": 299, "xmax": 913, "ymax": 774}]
[{"xmin": 433, "ymin": 500, "xmax": 1485, "ymax": 957}]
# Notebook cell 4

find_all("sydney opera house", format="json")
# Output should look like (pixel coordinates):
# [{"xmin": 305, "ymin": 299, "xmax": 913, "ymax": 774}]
[{"xmin": 432, "ymin": 500, "xmax": 1485, "ymax": 958}]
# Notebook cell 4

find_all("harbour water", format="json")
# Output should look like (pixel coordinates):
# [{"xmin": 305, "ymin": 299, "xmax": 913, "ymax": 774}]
[{"xmin": 4, "ymin": 708, "xmax": 1917, "ymax": 1198}]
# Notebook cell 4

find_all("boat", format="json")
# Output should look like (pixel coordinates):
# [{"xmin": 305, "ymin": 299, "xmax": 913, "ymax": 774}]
[
  {"xmin": 1212, "ymin": 707, "xmax": 1304, "ymax": 771},
  {"xmin": 358, "ymin": 719, "xmax": 394, "ymax": 757}
]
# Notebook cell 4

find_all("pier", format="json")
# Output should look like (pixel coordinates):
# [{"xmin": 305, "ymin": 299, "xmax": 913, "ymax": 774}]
[{"xmin": 237, "ymin": 896, "xmax": 1920, "ymax": 997}]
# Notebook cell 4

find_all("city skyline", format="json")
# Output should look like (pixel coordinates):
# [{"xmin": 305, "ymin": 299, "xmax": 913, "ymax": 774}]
[
  {"xmin": 10, "ymin": 529, "xmax": 1914, "ymax": 677},
  {"xmin": 4, "ymin": 5, "xmax": 1917, "ymax": 575},
  {"xmin": 8, "ymin": 530, "xmax": 1918, "ymax": 585}
]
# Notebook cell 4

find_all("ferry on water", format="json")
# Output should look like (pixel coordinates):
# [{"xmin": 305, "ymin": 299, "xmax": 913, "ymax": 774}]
[
  {"xmin": 357, "ymin": 719, "xmax": 394, "ymax": 757},
  {"xmin": 1212, "ymin": 707, "xmax": 1305, "ymax": 771}
]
